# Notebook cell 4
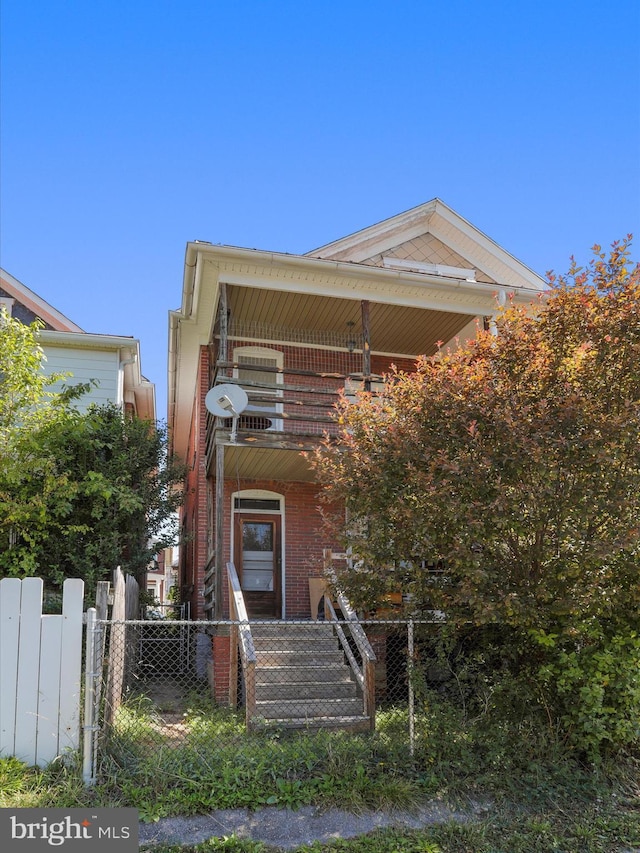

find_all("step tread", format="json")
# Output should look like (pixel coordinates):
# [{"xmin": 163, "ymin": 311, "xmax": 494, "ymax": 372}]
[
  {"xmin": 250, "ymin": 714, "xmax": 372, "ymax": 731},
  {"xmin": 256, "ymin": 648, "xmax": 344, "ymax": 661},
  {"xmin": 256, "ymin": 655, "xmax": 346, "ymax": 666},
  {"xmin": 250, "ymin": 624, "xmax": 336, "ymax": 636},
  {"xmin": 255, "ymin": 669, "xmax": 353, "ymax": 684},
  {"xmin": 253, "ymin": 638, "xmax": 339, "ymax": 649},
  {"xmin": 255, "ymin": 684, "xmax": 358, "ymax": 699},
  {"xmin": 255, "ymin": 698, "xmax": 363, "ymax": 717}
]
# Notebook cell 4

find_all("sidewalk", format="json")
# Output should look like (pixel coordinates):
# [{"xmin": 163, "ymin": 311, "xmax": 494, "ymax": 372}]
[{"xmin": 138, "ymin": 800, "xmax": 484, "ymax": 850}]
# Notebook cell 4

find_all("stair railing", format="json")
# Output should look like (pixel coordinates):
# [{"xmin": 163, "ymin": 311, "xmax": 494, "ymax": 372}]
[
  {"xmin": 325, "ymin": 589, "xmax": 377, "ymax": 731},
  {"xmin": 226, "ymin": 562, "xmax": 257, "ymax": 727}
]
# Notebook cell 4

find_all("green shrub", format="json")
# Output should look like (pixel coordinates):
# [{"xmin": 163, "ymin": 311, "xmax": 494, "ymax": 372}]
[{"xmin": 538, "ymin": 632, "xmax": 640, "ymax": 758}]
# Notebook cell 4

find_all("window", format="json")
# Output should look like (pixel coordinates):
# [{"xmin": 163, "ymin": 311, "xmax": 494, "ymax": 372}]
[
  {"xmin": 234, "ymin": 498, "xmax": 281, "ymax": 511},
  {"xmin": 0, "ymin": 297, "xmax": 14, "ymax": 321},
  {"xmin": 233, "ymin": 346, "xmax": 283, "ymax": 431}
]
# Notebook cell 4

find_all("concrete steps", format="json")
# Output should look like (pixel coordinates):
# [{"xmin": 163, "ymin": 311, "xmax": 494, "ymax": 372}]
[{"xmin": 248, "ymin": 622, "xmax": 371, "ymax": 731}]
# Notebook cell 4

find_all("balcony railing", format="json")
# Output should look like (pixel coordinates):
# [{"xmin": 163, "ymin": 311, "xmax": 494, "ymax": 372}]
[{"xmin": 205, "ymin": 359, "xmax": 383, "ymax": 460}]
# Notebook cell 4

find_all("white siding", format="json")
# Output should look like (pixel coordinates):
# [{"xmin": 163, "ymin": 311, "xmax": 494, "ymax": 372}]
[{"xmin": 42, "ymin": 345, "xmax": 121, "ymax": 412}]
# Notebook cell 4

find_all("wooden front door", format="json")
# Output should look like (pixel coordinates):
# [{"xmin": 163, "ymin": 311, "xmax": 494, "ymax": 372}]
[{"xmin": 234, "ymin": 514, "xmax": 281, "ymax": 618}]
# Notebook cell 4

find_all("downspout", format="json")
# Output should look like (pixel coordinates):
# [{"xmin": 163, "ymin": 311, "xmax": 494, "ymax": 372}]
[
  {"xmin": 489, "ymin": 289, "xmax": 508, "ymax": 335},
  {"xmin": 168, "ymin": 313, "xmax": 180, "ymax": 450},
  {"xmin": 214, "ymin": 283, "xmax": 228, "ymax": 619}
]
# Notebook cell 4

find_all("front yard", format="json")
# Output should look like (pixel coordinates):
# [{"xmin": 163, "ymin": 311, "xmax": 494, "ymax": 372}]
[{"xmin": 1, "ymin": 687, "xmax": 638, "ymax": 852}]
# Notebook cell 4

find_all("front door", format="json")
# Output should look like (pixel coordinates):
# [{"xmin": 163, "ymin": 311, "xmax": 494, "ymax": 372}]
[{"xmin": 234, "ymin": 514, "xmax": 281, "ymax": 618}]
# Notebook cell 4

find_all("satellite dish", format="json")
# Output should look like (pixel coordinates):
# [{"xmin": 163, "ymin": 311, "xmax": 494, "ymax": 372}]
[{"xmin": 205, "ymin": 384, "xmax": 248, "ymax": 417}]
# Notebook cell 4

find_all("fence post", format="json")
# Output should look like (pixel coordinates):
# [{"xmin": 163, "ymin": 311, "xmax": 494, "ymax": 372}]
[
  {"xmin": 105, "ymin": 568, "xmax": 126, "ymax": 724},
  {"xmin": 408, "ymin": 619, "xmax": 415, "ymax": 757},
  {"xmin": 95, "ymin": 581, "xmax": 110, "ymax": 621},
  {"xmin": 83, "ymin": 608, "xmax": 97, "ymax": 785},
  {"xmin": 244, "ymin": 658, "xmax": 257, "ymax": 731}
]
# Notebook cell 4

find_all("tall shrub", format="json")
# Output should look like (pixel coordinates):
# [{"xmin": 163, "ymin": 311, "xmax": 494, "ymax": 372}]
[{"xmin": 312, "ymin": 239, "xmax": 640, "ymax": 754}]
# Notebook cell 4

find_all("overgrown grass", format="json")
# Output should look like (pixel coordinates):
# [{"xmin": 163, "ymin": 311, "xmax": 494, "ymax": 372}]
[
  {"xmin": 135, "ymin": 804, "xmax": 640, "ymax": 853},
  {"xmin": 1, "ymin": 689, "xmax": 638, "ymax": 852},
  {"xmin": 96, "ymin": 696, "xmax": 421, "ymax": 818}
]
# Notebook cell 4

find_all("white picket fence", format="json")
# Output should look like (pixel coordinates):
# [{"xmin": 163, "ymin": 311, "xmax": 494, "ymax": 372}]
[{"xmin": 0, "ymin": 577, "xmax": 84, "ymax": 767}]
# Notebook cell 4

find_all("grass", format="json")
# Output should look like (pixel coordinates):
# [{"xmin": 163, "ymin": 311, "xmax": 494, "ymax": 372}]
[
  {"xmin": 134, "ymin": 804, "xmax": 640, "ymax": 853},
  {"xmin": 1, "ymin": 690, "xmax": 638, "ymax": 852}
]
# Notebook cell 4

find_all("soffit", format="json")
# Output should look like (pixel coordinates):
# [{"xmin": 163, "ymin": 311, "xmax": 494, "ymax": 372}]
[
  {"xmin": 227, "ymin": 285, "xmax": 475, "ymax": 357},
  {"xmin": 221, "ymin": 445, "xmax": 316, "ymax": 482},
  {"xmin": 205, "ymin": 252, "xmax": 511, "ymax": 315}
]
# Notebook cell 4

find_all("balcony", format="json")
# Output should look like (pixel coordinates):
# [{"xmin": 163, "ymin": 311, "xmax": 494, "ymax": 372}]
[{"xmin": 204, "ymin": 356, "xmax": 380, "ymax": 481}]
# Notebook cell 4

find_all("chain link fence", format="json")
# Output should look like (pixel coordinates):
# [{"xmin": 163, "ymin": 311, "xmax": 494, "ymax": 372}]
[{"xmin": 83, "ymin": 616, "xmax": 446, "ymax": 785}]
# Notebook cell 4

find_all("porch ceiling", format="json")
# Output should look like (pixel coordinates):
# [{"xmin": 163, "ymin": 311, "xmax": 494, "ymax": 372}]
[
  {"xmin": 220, "ymin": 444, "xmax": 317, "ymax": 482},
  {"xmin": 227, "ymin": 286, "xmax": 477, "ymax": 357}
]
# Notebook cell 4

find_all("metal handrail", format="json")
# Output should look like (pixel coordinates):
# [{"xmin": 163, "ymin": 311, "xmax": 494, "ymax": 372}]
[
  {"xmin": 325, "ymin": 588, "xmax": 377, "ymax": 730},
  {"xmin": 325, "ymin": 597, "xmax": 364, "ymax": 689},
  {"xmin": 226, "ymin": 562, "xmax": 257, "ymax": 725}
]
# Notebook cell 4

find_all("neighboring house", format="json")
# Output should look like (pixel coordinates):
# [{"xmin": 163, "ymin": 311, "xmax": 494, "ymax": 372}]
[
  {"xmin": 1, "ymin": 268, "xmax": 155, "ymax": 419},
  {"xmin": 146, "ymin": 545, "xmax": 179, "ymax": 608},
  {"xmin": 168, "ymin": 199, "xmax": 547, "ymax": 711}
]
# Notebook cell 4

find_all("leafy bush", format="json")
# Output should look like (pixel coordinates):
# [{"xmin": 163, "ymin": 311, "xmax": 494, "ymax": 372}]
[
  {"xmin": 538, "ymin": 631, "xmax": 640, "ymax": 758},
  {"xmin": 312, "ymin": 239, "xmax": 640, "ymax": 755}
]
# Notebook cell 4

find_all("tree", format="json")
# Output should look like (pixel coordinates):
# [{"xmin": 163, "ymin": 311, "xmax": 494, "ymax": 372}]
[
  {"xmin": 20, "ymin": 404, "xmax": 185, "ymax": 597},
  {"xmin": 311, "ymin": 239, "xmax": 640, "ymax": 754},
  {"xmin": 0, "ymin": 311, "xmax": 81, "ymax": 576},
  {"xmin": 0, "ymin": 311, "xmax": 185, "ymax": 601}
]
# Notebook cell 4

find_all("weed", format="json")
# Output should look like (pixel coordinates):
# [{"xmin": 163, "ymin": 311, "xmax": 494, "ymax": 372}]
[{"xmin": 2, "ymin": 688, "xmax": 639, "ymax": 853}]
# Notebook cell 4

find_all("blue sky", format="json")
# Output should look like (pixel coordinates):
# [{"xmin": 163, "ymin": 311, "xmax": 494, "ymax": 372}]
[{"xmin": 2, "ymin": 0, "xmax": 639, "ymax": 422}]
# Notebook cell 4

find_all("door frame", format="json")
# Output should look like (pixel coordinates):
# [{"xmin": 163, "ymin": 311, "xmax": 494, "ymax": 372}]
[{"xmin": 230, "ymin": 489, "xmax": 286, "ymax": 617}]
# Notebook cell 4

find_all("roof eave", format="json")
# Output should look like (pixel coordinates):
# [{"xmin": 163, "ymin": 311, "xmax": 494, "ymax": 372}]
[{"xmin": 0, "ymin": 268, "xmax": 85, "ymax": 332}]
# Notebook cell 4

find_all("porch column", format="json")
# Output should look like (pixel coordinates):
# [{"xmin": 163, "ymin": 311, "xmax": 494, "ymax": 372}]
[
  {"xmin": 214, "ymin": 442, "xmax": 225, "ymax": 618},
  {"xmin": 361, "ymin": 300, "xmax": 371, "ymax": 391},
  {"xmin": 219, "ymin": 282, "xmax": 229, "ymax": 360},
  {"xmin": 214, "ymin": 282, "xmax": 229, "ymax": 618}
]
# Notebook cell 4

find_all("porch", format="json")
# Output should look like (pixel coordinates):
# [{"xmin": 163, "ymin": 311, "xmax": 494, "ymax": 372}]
[
  {"xmin": 203, "ymin": 308, "xmax": 390, "ymax": 481},
  {"xmin": 204, "ymin": 354, "xmax": 366, "ymax": 478}
]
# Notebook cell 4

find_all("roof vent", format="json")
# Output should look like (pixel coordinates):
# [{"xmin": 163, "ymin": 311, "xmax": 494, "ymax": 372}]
[{"xmin": 382, "ymin": 257, "xmax": 476, "ymax": 281}]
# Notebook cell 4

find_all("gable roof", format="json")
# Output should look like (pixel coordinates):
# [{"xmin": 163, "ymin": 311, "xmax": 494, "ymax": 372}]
[
  {"xmin": 169, "ymin": 199, "xmax": 547, "ymax": 458},
  {"xmin": 0, "ymin": 268, "xmax": 84, "ymax": 332},
  {"xmin": 1, "ymin": 268, "xmax": 156, "ymax": 421},
  {"xmin": 307, "ymin": 198, "xmax": 545, "ymax": 291}
]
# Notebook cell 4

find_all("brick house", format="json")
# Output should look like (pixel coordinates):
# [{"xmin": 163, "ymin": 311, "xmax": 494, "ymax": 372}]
[{"xmin": 167, "ymin": 200, "xmax": 546, "ymax": 717}]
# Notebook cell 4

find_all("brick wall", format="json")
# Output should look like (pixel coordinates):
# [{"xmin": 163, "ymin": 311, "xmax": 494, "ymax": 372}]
[
  {"xmin": 180, "ymin": 345, "xmax": 211, "ymax": 619},
  {"xmin": 218, "ymin": 478, "xmax": 339, "ymax": 619},
  {"xmin": 182, "ymin": 344, "xmax": 417, "ymax": 621},
  {"xmin": 211, "ymin": 633, "xmax": 231, "ymax": 703}
]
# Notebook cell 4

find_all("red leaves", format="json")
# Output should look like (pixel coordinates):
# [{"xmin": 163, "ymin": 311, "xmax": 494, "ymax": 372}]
[{"xmin": 311, "ymin": 237, "xmax": 640, "ymax": 636}]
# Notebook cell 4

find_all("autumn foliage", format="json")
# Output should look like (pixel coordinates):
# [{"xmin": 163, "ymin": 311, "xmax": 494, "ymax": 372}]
[{"xmin": 312, "ymin": 239, "xmax": 640, "ymax": 754}]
